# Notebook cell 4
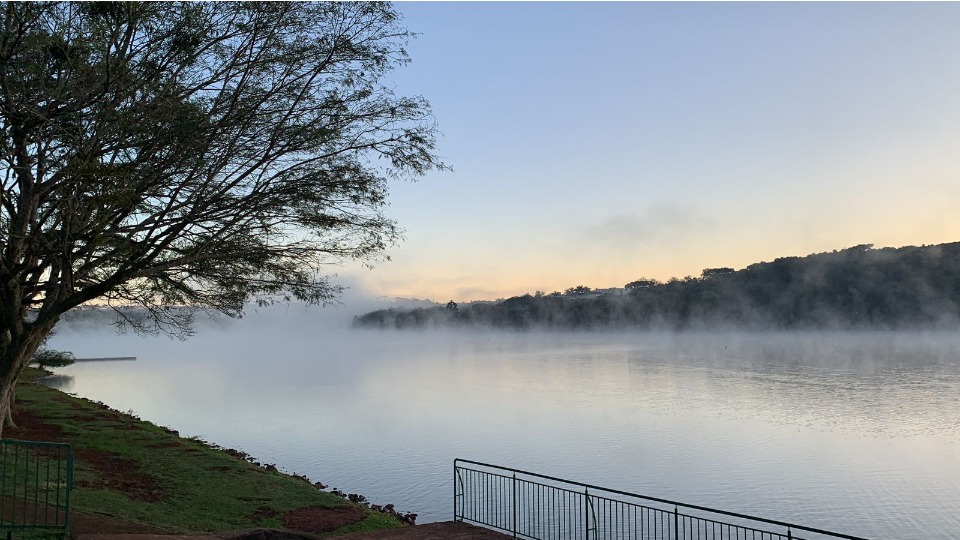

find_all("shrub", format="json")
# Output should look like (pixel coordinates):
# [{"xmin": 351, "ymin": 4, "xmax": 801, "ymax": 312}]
[{"xmin": 31, "ymin": 348, "xmax": 76, "ymax": 368}]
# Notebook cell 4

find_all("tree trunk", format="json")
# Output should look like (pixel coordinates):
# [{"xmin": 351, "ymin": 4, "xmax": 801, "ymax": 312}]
[
  {"xmin": 0, "ymin": 372, "xmax": 17, "ymax": 438},
  {"xmin": 5, "ymin": 386, "xmax": 16, "ymax": 429},
  {"xmin": 0, "ymin": 326, "xmax": 53, "ymax": 439}
]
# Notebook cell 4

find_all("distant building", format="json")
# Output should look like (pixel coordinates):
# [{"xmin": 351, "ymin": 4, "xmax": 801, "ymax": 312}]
[{"xmin": 595, "ymin": 287, "xmax": 626, "ymax": 297}]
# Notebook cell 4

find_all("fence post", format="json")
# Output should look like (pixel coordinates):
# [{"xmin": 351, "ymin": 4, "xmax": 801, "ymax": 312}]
[
  {"xmin": 512, "ymin": 473, "xmax": 517, "ymax": 538},
  {"xmin": 583, "ymin": 487, "xmax": 589, "ymax": 540},
  {"xmin": 674, "ymin": 505, "xmax": 679, "ymax": 540},
  {"xmin": 787, "ymin": 527, "xmax": 793, "ymax": 540},
  {"xmin": 65, "ymin": 445, "xmax": 74, "ymax": 537}
]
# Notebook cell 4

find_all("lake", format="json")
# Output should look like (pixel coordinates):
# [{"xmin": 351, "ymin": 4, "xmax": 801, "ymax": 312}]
[{"xmin": 47, "ymin": 310, "xmax": 960, "ymax": 539}]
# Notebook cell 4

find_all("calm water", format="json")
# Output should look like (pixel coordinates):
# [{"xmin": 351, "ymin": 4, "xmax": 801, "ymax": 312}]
[{"xmin": 47, "ymin": 312, "xmax": 960, "ymax": 539}]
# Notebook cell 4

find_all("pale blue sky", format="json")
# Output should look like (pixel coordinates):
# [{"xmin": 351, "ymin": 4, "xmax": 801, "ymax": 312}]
[{"xmin": 344, "ymin": 2, "xmax": 960, "ymax": 302}]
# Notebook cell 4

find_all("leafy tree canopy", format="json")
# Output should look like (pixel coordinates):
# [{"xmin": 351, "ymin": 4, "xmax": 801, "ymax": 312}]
[
  {"xmin": 564, "ymin": 285, "xmax": 592, "ymax": 296},
  {"xmin": 31, "ymin": 347, "xmax": 75, "ymax": 369},
  {"xmin": 0, "ymin": 1, "xmax": 443, "ymax": 433}
]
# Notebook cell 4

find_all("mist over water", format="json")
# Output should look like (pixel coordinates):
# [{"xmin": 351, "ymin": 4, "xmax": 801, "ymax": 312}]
[{"xmin": 46, "ymin": 308, "xmax": 960, "ymax": 539}]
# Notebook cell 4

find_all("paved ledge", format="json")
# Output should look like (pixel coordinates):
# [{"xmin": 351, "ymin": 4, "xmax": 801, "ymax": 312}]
[
  {"xmin": 77, "ymin": 536, "xmax": 219, "ymax": 540},
  {"xmin": 332, "ymin": 522, "xmax": 508, "ymax": 539},
  {"xmin": 76, "ymin": 523, "xmax": 508, "ymax": 540}
]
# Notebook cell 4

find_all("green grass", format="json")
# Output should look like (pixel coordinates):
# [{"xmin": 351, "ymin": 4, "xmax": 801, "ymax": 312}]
[{"xmin": 4, "ymin": 368, "xmax": 405, "ymax": 537}]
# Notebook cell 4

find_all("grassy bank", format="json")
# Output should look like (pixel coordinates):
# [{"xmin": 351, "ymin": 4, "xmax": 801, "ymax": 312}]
[{"xmin": 5, "ymin": 368, "xmax": 406, "ymax": 538}]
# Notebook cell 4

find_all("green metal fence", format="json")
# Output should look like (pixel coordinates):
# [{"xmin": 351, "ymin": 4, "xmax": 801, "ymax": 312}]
[{"xmin": 0, "ymin": 439, "xmax": 73, "ymax": 538}]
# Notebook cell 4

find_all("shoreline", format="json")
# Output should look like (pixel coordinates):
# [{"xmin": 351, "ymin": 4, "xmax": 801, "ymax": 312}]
[{"xmin": 8, "ymin": 368, "xmax": 415, "ymax": 537}]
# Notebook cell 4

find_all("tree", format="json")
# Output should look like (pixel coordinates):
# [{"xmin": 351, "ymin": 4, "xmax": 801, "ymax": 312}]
[
  {"xmin": 700, "ymin": 268, "xmax": 734, "ymax": 279},
  {"xmin": 31, "ymin": 348, "xmax": 75, "ymax": 369},
  {"xmin": 0, "ymin": 2, "xmax": 444, "ymax": 435},
  {"xmin": 625, "ymin": 278, "xmax": 659, "ymax": 291},
  {"xmin": 564, "ymin": 285, "xmax": 593, "ymax": 297}
]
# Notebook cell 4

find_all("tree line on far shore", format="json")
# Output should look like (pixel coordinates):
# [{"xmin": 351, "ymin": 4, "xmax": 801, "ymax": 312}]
[{"xmin": 353, "ymin": 242, "xmax": 960, "ymax": 330}]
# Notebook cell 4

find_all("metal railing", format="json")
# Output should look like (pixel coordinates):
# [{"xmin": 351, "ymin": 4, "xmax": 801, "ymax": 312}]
[
  {"xmin": 0, "ymin": 439, "xmax": 73, "ymax": 538},
  {"xmin": 454, "ymin": 459, "xmax": 868, "ymax": 540}
]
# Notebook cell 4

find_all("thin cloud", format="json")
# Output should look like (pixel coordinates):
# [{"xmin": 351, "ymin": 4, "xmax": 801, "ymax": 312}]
[{"xmin": 584, "ymin": 203, "xmax": 714, "ymax": 249}]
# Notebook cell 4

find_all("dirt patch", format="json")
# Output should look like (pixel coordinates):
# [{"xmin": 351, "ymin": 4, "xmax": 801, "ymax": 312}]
[
  {"xmin": 69, "ymin": 415, "xmax": 103, "ymax": 421},
  {"xmin": 6, "ymin": 407, "xmax": 64, "ymax": 441},
  {"xmin": 151, "ymin": 440, "xmax": 181, "ymax": 449},
  {"xmin": 70, "ymin": 411, "xmax": 139, "ymax": 423},
  {"xmin": 281, "ymin": 505, "xmax": 367, "ymax": 534},
  {"xmin": 108, "ymin": 424, "xmax": 144, "ymax": 431},
  {"xmin": 69, "ymin": 510, "xmax": 173, "ymax": 538},
  {"xmin": 0, "ymin": 494, "xmax": 67, "ymax": 527},
  {"xmin": 73, "ymin": 449, "xmax": 166, "ymax": 502},
  {"xmin": 251, "ymin": 506, "xmax": 279, "ymax": 523}
]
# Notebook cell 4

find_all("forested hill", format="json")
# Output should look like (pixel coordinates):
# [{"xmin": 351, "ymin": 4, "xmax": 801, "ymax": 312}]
[{"xmin": 353, "ymin": 243, "xmax": 960, "ymax": 330}]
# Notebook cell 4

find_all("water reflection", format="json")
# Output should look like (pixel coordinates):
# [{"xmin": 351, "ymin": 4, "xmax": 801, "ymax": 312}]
[
  {"xmin": 37, "ymin": 374, "xmax": 74, "ymax": 391},
  {"xmin": 46, "ymin": 327, "xmax": 960, "ymax": 539}
]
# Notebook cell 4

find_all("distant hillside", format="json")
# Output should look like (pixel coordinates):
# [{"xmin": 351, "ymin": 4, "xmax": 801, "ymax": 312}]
[{"xmin": 353, "ymin": 243, "xmax": 960, "ymax": 330}]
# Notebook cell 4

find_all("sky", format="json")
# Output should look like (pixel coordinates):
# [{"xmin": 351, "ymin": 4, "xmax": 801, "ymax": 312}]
[{"xmin": 339, "ymin": 2, "xmax": 960, "ymax": 303}]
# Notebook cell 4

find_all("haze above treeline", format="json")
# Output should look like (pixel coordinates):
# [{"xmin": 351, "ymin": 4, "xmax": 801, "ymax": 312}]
[{"xmin": 353, "ymin": 242, "xmax": 960, "ymax": 331}]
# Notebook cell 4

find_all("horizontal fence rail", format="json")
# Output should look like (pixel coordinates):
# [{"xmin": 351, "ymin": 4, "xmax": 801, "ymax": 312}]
[
  {"xmin": 454, "ymin": 459, "xmax": 868, "ymax": 540},
  {"xmin": 0, "ymin": 439, "xmax": 73, "ymax": 536}
]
